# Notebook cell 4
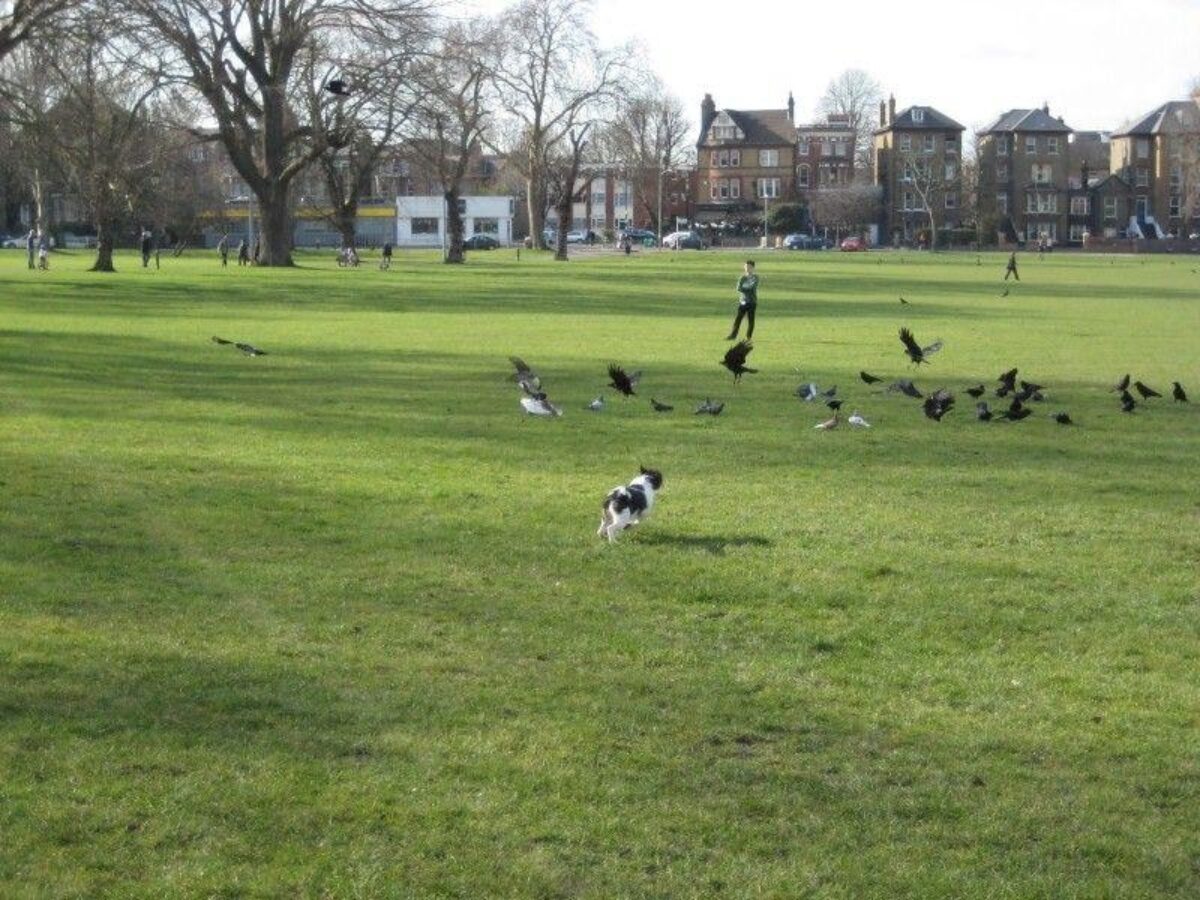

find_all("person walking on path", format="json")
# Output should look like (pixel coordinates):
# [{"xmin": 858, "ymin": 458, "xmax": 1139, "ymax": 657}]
[
  {"xmin": 217, "ymin": 234, "xmax": 229, "ymax": 267},
  {"xmin": 1004, "ymin": 251, "xmax": 1019, "ymax": 281},
  {"xmin": 380, "ymin": 242, "xmax": 393, "ymax": 270},
  {"xmin": 726, "ymin": 259, "xmax": 759, "ymax": 340},
  {"xmin": 25, "ymin": 229, "xmax": 36, "ymax": 269},
  {"xmin": 237, "ymin": 238, "xmax": 249, "ymax": 266}
]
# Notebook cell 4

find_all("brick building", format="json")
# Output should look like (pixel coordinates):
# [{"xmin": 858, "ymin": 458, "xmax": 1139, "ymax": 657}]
[
  {"xmin": 795, "ymin": 113, "xmax": 856, "ymax": 204},
  {"xmin": 1109, "ymin": 98, "xmax": 1200, "ymax": 238}
]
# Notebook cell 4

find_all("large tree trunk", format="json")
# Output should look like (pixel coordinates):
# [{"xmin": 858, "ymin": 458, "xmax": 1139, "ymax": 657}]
[
  {"xmin": 445, "ymin": 189, "xmax": 465, "ymax": 264},
  {"xmin": 527, "ymin": 176, "xmax": 547, "ymax": 250},
  {"xmin": 91, "ymin": 228, "xmax": 115, "ymax": 272},
  {"xmin": 554, "ymin": 194, "xmax": 571, "ymax": 261},
  {"xmin": 336, "ymin": 208, "xmax": 356, "ymax": 251},
  {"xmin": 259, "ymin": 185, "xmax": 293, "ymax": 266}
]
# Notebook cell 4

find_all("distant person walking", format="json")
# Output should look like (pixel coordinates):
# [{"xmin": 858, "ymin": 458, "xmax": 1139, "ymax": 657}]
[
  {"xmin": 140, "ymin": 227, "xmax": 153, "ymax": 267},
  {"xmin": 37, "ymin": 232, "xmax": 49, "ymax": 270},
  {"xmin": 726, "ymin": 259, "xmax": 759, "ymax": 340},
  {"xmin": 217, "ymin": 234, "xmax": 229, "ymax": 267},
  {"xmin": 1004, "ymin": 251, "xmax": 1020, "ymax": 281},
  {"xmin": 25, "ymin": 228, "xmax": 36, "ymax": 269},
  {"xmin": 237, "ymin": 239, "xmax": 249, "ymax": 266},
  {"xmin": 380, "ymin": 242, "xmax": 393, "ymax": 270}
]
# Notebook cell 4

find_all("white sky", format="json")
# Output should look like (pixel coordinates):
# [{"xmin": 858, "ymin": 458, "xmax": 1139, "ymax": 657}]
[{"xmin": 463, "ymin": 0, "xmax": 1200, "ymax": 137}]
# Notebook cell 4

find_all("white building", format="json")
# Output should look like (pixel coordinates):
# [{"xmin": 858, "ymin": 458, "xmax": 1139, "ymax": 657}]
[{"xmin": 395, "ymin": 196, "xmax": 515, "ymax": 247}]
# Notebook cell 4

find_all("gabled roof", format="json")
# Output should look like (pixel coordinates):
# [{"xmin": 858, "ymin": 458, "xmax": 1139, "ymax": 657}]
[
  {"xmin": 981, "ymin": 108, "xmax": 1072, "ymax": 134},
  {"xmin": 876, "ymin": 105, "xmax": 964, "ymax": 133},
  {"xmin": 697, "ymin": 108, "xmax": 795, "ymax": 147},
  {"xmin": 1113, "ymin": 101, "xmax": 1200, "ymax": 137}
]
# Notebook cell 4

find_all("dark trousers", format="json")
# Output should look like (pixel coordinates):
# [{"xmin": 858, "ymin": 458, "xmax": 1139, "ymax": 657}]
[
  {"xmin": 1005, "ymin": 266, "xmax": 1019, "ymax": 281},
  {"xmin": 729, "ymin": 303, "xmax": 756, "ymax": 339}
]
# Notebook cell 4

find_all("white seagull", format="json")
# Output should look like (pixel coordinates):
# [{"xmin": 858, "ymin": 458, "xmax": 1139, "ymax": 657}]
[
  {"xmin": 848, "ymin": 411, "xmax": 871, "ymax": 428},
  {"xmin": 586, "ymin": 394, "xmax": 605, "ymax": 411},
  {"xmin": 520, "ymin": 394, "xmax": 562, "ymax": 417}
]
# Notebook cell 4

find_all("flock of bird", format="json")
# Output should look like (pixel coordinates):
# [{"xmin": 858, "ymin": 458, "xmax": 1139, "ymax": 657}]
[{"xmin": 509, "ymin": 324, "xmax": 1190, "ymax": 430}]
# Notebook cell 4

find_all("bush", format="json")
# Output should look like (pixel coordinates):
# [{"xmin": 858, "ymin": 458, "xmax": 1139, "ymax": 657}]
[{"xmin": 766, "ymin": 203, "xmax": 808, "ymax": 234}]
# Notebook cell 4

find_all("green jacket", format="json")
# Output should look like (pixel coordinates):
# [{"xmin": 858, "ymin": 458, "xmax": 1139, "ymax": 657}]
[{"xmin": 737, "ymin": 273, "xmax": 759, "ymax": 306}]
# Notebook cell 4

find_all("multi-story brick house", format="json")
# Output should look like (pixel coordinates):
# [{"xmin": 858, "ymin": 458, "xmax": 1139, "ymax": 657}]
[
  {"xmin": 795, "ymin": 113, "xmax": 856, "ymax": 205},
  {"xmin": 872, "ymin": 96, "xmax": 965, "ymax": 244},
  {"xmin": 976, "ymin": 105, "xmax": 1073, "ymax": 245},
  {"xmin": 1109, "ymin": 97, "xmax": 1200, "ymax": 238},
  {"xmin": 693, "ymin": 93, "xmax": 797, "ymax": 225}
]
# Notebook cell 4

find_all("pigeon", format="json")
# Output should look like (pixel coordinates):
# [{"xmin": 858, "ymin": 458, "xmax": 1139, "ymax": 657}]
[
  {"xmin": 325, "ymin": 79, "xmax": 351, "ymax": 96},
  {"xmin": 922, "ymin": 388, "xmax": 955, "ymax": 421},
  {"xmin": 796, "ymin": 382, "xmax": 820, "ymax": 401},
  {"xmin": 965, "ymin": 384, "xmax": 985, "ymax": 398},
  {"xmin": 650, "ymin": 398, "xmax": 674, "ymax": 412},
  {"xmin": 509, "ymin": 356, "xmax": 541, "ymax": 393},
  {"xmin": 1133, "ymin": 381, "xmax": 1162, "ymax": 399},
  {"xmin": 695, "ymin": 398, "xmax": 724, "ymax": 416},
  {"xmin": 887, "ymin": 379, "xmax": 923, "ymax": 399},
  {"xmin": 1110, "ymin": 373, "xmax": 1130, "ymax": 393},
  {"xmin": 813, "ymin": 412, "xmax": 839, "ymax": 430},
  {"xmin": 1172, "ymin": 381, "xmax": 1188, "ymax": 402},
  {"xmin": 826, "ymin": 399, "xmax": 843, "ymax": 411},
  {"xmin": 975, "ymin": 401, "xmax": 993, "ymax": 422},
  {"xmin": 521, "ymin": 393, "xmax": 562, "ymax": 417},
  {"xmin": 721, "ymin": 340, "xmax": 757, "ymax": 382},
  {"xmin": 899, "ymin": 327, "xmax": 930, "ymax": 365},
  {"xmin": 586, "ymin": 395, "xmax": 604, "ymax": 411},
  {"xmin": 236, "ymin": 342, "xmax": 267, "ymax": 356},
  {"xmin": 996, "ymin": 368, "xmax": 1018, "ymax": 397},
  {"xmin": 859, "ymin": 371, "xmax": 883, "ymax": 385},
  {"xmin": 1052, "ymin": 412, "xmax": 1073, "ymax": 425},
  {"xmin": 211, "ymin": 336, "xmax": 233, "ymax": 345},
  {"xmin": 607, "ymin": 364, "xmax": 639, "ymax": 397},
  {"xmin": 848, "ymin": 411, "xmax": 871, "ymax": 428},
  {"xmin": 899, "ymin": 296, "xmax": 909, "ymax": 305}
]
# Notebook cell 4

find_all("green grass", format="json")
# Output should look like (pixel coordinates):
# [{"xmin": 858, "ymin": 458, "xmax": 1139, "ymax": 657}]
[{"xmin": 1, "ymin": 245, "xmax": 1198, "ymax": 898}]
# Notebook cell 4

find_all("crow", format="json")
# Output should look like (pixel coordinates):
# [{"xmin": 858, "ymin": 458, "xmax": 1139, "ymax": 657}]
[
  {"xmin": 826, "ymin": 398, "xmax": 843, "ymax": 411},
  {"xmin": 721, "ymin": 340, "xmax": 757, "ymax": 382},
  {"xmin": 236, "ymin": 342, "xmax": 267, "ymax": 356},
  {"xmin": 509, "ymin": 356, "xmax": 541, "ymax": 392},
  {"xmin": 813, "ymin": 412, "xmax": 839, "ymax": 430},
  {"xmin": 1000, "ymin": 397, "xmax": 1032, "ymax": 421},
  {"xmin": 1052, "ymin": 412, "xmax": 1073, "ymax": 425},
  {"xmin": 795, "ymin": 382, "xmax": 820, "ymax": 401},
  {"xmin": 860, "ymin": 371, "xmax": 883, "ymax": 385},
  {"xmin": 898, "ymin": 327, "xmax": 929, "ymax": 365},
  {"xmin": 922, "ymin": 338, "xmax": 945, "ymax": 357},
  {"xmin": 965, "ymin": 384, "xmax": 985, "ymax": 398},
  {"xmin": 1133, "ymin": 381, "xmax": 1162, "ymax": 399},
  {"xmin": 996, "ymin": 368, "xmax": 1018, "ymax": 397},
  {"xmin": 325, "ymin": 79, "xmax": 351, "ymax": 96},
  {"xmin": 923, "ymin": 388, "xmax": 955, "ymax": 421},
  {"xmin": 1172, "ymin": 381, "xmax": 1188, "ymax": 402},
  {"xmin": 1110, "ymin": 373, "xmax": 1130, "ymax": 393},
  {"xmin": 975, "ymin": 402, "xmax": 993, "ymax": 422},
  {"xmin": 899, "ymin": 296, "xmax": 909, "ymax": 305},
  {"xmin": 1015, "ymin": 380, "xmax": 1044, "ymax": 402},
  {"xmin": 888, "ymin": 379, "xmax": 923, "ymax": 399},
  {"xmin": 821, "ymin": 385, "xmax": 838, "ymax": 398},
  {"xmin": 586, "ymin": 395, "xmax": 604, "ymax": 411},
  {"xmin": 211, "ymin": 336, "xmax": 233, "ymax": 345},
  {"xmin": 848, "ymin": 411, "xmax": 871, "ymax": 428},
  {"xmin": 520, "ymin": 393, "xmax": 562, "ymax": 417},
  {"xmin": 695, "ymin": 398, "xmax": 724, "ymax": 415},
  {"xmin": 650, "ymin": 398, "xmax": 674, "ymax": 412},
  {"xmin": 1120, "ymin": 392, "xmax": 1137, "ymax": 413},
  {"xmin": 607, "ymin": 364, "xmax": 639, "ymax": 396}
]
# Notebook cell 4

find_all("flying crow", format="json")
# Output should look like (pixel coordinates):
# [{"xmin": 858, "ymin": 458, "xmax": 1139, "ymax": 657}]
[
  {"xmin": 860, "ymin": 371, "xmax": 883, "ymax": 385},
  {"xmin": 325, "ymin": 79, "xmax": 351, "ymax": 96},
  {"xmin": 1110, "ymin": 373, "xmax": 1130, "ymax": 393},
  {"xmin": 1133, "ymin": 381, "xmax": 1162, "ymax": 399},
  {"xmin": 899, "ymin": 327, "xmax": 930, "ymax": 365},
  {"xmin": 722, "ymin": 340, "xmax": 758, "ymax": 382},
  {"xmin": 1172, "ymin": 381, "xmax": 1188, "ymax": 402},
  {"xmin": 996, "ymin": 368, "xmax": 1018, "ymax": 396},
  {"xmin": 923, "ymin": 388, "xmax": 955, "ymax": 421},
  {"xmin": 888, "ymin": 379, "xmax": 923, "ymax": 399},
  {"xmin": 509, "ymin": 356, "xmax": 541, "ymax": 393},
  {"xmin": 607, "ymin": 364, "xmax": 640, "ymax": 396},
  {"xmin": 651, "ymin": 398, "xmax": 674, "ymax": 412},
  {"xmin": 211, "ymin": 336, "xmax": 233, "ymax": 345},
  {"xmin": 899, "ymin": 296, "xmax": 909, "ymax": 305}
]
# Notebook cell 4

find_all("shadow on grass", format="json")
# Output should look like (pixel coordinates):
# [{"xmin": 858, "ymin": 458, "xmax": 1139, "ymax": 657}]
[{"xmin": 638, "ymin": 532, "xmax": 773, "ymax": 556}]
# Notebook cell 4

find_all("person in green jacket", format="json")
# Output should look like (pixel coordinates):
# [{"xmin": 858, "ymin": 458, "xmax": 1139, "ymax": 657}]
[{"xmin": 727, "ymin": 260, "xmax": 759, "ymax": 340}]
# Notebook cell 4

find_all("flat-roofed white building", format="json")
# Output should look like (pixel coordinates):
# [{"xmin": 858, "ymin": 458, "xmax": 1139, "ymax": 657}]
[{"xmin": 395, "ymin": 195, "xmax": 515, "ymax": 247}]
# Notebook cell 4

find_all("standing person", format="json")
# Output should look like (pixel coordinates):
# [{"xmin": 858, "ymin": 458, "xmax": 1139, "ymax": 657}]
[
  {"xmin": 237, "ymin": 238, "xmax": 249, "ymax": 266},
  {"xmin": 726, "ymin": 259, "xmax": 759, "ymax": 340},
  {"xmin": 25, "ymin": 228, "xmax": 36, "ymax": 269},
  {"xmin": 252, "ymin": 239, "xmax": 261, "ymax": 265},
  {"xmin": 380, "ymin": 242, "xmax": 393, "ymax": 270},
  {"xmin": 217, "ymin": 233, "xmax": 229, "ymax": 267},
  {"xmin": 140, "ymin": 227, "xmax": 152, "ymax": 267},
  {"xmin": 37, "ymin": 232, "xmax": 49, "ymax": 270},
  {"xmin": 1004, "ymin": 251, "xmax": 1020, "ymax": 281}
]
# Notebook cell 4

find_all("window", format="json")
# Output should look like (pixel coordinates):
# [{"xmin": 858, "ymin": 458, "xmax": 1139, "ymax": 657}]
[
  {"xmin": 1032, "ymin": 163, "xmax": 1052, "ymax": 184},
  {"xmin": 757, "ymin": 178, "xmax": 780, "ymax": 199},
  {"xmin": 1026, "ymin": 192, "xmax": 1058, "ymax": 213},
  {"xmin": 1135, "ymin": 168, "xmax": 1148, "ymax": 187},
  {"xmin": 712, "ymin": 178, "xmax": 741, "ymax": 200},
  {"xmin": 456, "ymin": 198, "xmax": 467, "ymax": 214},
  {"xmin": 798, "ymin": 164, "xmax": 810, "ymax": 188},
  {"xmin": 902, "ymin": 162, "xmax": 914, "ymax": 182},
  {"xmin": 902, "ymin": 190, "xmax": 916, "ymax": 211},
  {"xmin": 474, "ymin": 217, "xmax": 499, "ymax": 234},
  {"xmin": 1169, "ymin": 165, "xmax": 1182, "ymax": 189},
  {"xmin": 717, "ymin": 150, "xmax": 729, "ymax": 168},
  {"xmin": 833, "ymin": 142, "xmax": 847, "ymax": 157},
  {"xmin": 759, "ymin": 149, "xmax": 779, "ymax": 167},
  {"xmin": 1025, "ymin": 135, "xmax": 1037, "ymax": 155},
  {"xmin": 412, "ymin": 217, "xmax": 439, "ymax": 235},
  {"xmin": 996, "ymin": 163, "xmax": 1009, "ymax": 181},
  {"xmin": 945, "ymin": 193, "xmax": 957, "ymax": 209},
  {"xmin": 923, "ymin": 135, "xmax": 935, "ymax": 153},
  {"xmin": 797, "ymin": 138, "xmax": 810, "ymax": 155},
  {"xmin": 591, "ymin": 192, "xmax": 605, "ymax": 206},
  {"xmin": 945, "ymin": 137, "xmax": 958, "ymax": 154},
  {"xmin": 712, "ymin": 125, "xmax": 738, "ymax": 140},
  {"xmin": 912, "ymin": 109, "xmax": 925, "ymax": 123},
  {"xmin": 1136, "ymin": 138, "xmax": 1149, "ymax": 159},
  {"xmin": 1069, "ymin": 224, "xmax": 1087, "ymax": 242},
  {"xmin": 1028, "ymin": 222, "xmax": 1057, "ymax": 241},
  {"xmin": 899, "ymin": 134, "xmax": 911, "ymax": 152},
  {"xmin": 729, "ymin": 178, "xmax": 740, "ymax": 199},
  {"xmin": 1047, "ymin": 137, "xmax": 1060, "ymax": 155},
  {"xmin": 997, "ymin": 193, "xmax": 1008, "ymax": 214},
  {"xmin": 821, "ymin": 140, "xmax": 833, "ymax": 156},
  {"xmin": 997, "ymin": 136, "xmax": 1009, "ymax": 156},
  {"xmin": 1169, "ymin": 195, "xmax": 1181, "ymax": 216},
  {"xmin": 1103, "ymin": 196, "xmax": 1117, "ymax": 220},
  {"xmin": 1070, "ymin": 196, "xmax": 1089, "ymax": 215},
  {"xmin": 729, "ymin": 150, "xmax": 740, "ymax": 167},
  {"xmin": 944, "ymin": 161, "xmax": 957, "ymax": 182}
]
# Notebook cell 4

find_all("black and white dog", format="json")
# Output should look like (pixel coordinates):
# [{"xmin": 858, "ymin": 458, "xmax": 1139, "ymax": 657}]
[{"xmin": 598, "ymin": 467, "xmax": 664, "ymax": 542}]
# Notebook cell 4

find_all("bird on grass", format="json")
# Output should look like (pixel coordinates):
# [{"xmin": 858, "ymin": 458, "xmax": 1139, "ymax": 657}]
[
  {"xmin": 520, "ymin": 393, "xmax": 562, "ymax": 417},
  {"xmin": 651, "ymin": 398, "xmax": 674, "ymax": 412},
  {"xmin": 1015, "ymin": 380, "xmax": 1045, "ymax": 402},
  {"xmin": 1120, "ymin": 391, "xmax": 1137, "ymax": 413},
  {"xmin": 509, "ymin": 356, "xmax": 541, "ymax": 393},
  {"xmin": 848, "ymin": 411, "xmax": 871, "ymax": 428},
  {"xmin": 211, "ymin": 336, "xmax": 233, "ymax": 345},
  {"xmin": 1110, "ymin": 373, "xmax": 1130, "ymax": 393},
  {"xmin": 1172, "ymin": 381, "xmax": 1188, "ymax": 402},
  {"xmin": 236, "ymin": 342, "xmax": 267, "ymax": 356},
  {"xmin": 899, "ymin": 296, "xmax": 909, "ymax": 305},
  {"xmin": 1134, "ymin": 381, "xmax": 1162, "ymax": 399},
  {"xmin": 965, "ymin": 384, "xmax": 985, "ymax": 398},
  {"xmin": 813, "ymin": 412, "xmax": 839, "ymax": 430},
  {"xmin": 826, "ymin": 398, "xmax": 843, "ymax": 411},
  {"xmin": 821, "ymin": 385, "xmax": 838, "ymax": 398},
  {"xmin": 898, "ymin": 327, "xmax": 939, "ymax": 365},
  {"xmin": 1052, "ymin": 412, "xmax": 1074, "ymax": 425},
  {"xmin": 996, "ymin": 368, "xmax": 1018, "ymax": 397},
  {"xmin": 586, "ymin": 395, "xmax": 604, "ymax": 411},
  {"xmin": 721, "ymin": 340, "xmax": 758, "ymax": 382},
  {"xmin": 999, "ymin": 397, "xmax": 1032, "ymax": 421},
  {"xmin": 975, "ymin": 402, "xmax": 993, "ymax": 422},
  {"xmin": 695, "ymin": 398, "xmax": 724, "ymax": 416},
  {"xmin": 860, "ymin": 371, "xmax": 883, "ymax": 385},
  {"xmin": 923, "ymin": 389, "xmax": 955, "ymax": 421},
  {"xmin": 887, "ymin": 379, "xmax": 923, "ymax": 399},
  {"xmin": 796, "ymin": 382, "xmax": 820, "ymax": 401},
  {"xmin": 607, "ymin": 364, "xmax": 640, "ymax": 397}
]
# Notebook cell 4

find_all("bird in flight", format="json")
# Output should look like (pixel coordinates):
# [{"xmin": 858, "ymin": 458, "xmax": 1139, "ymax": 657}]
[
  {"xmin": 521, "ymin": 393, "xmax": 562, "ymax": 417},
  {"xmin": 607, "ymin": 364, "xmax": 640, "ymax": 397},
  {"xmin": 1133, "ymin": 381, "xmax": 1162, "ymax": 399},
  {"xmin": 848, "ymin": 411, "xmax": 871, "ymax": 428},
  {"xmin": 325, "ymin": 79, "xmax": 351, "ymax": 96},
  {"xmin": 898, "ymin": 327, "xmax": 932, "ymax": 365},
  {"xmin": 1110, "ymin": 373, "xmax": 1130, "ymax": 393},
  {"xmin": 813, "ymin": 412, "xmax": 839, "ymax": 430},
  {"xmin": 887, "ymin": 379, "xmax": 923, "ymax": 399},
  {"xmin": 695, "ymin": 398, "xmax": 724, "ymax": 415},
  {"xmin": 236, "ymin": 342, "xmax": 267, "ymax": 356},
  {"xmin": 922, "ymin": 388, "xmax": 955, "ymax": 421},
  {"xmin": 650, "ymin": 398, "xmax": 674, "ymax": 412},
  {"xmin": 996, "ymin": 368, "xmax": 1018, "ymax": 397},
  {"xmin": 211, "ymin": 336, "xmax": 233, "ymax": 345},
  {"xmin": 860, "ymin": 371, "xmax": 882, "ymax": 385},
  {"xmin": 1172, "ymin": 381, "xmax": 1188, "ymax": 402},
  {"xmin": 509, "ymin": 356, "xmax": 541, "ymax": 393},
  {"xmin": 586, "ymin": 395, "xmax": 604, "ymax": 411},
  {"xmin": 721, "ymin": 341, "xmax": 758, "ymax": 382},
  {"xmin": 1052, "ymin": 412, "xmax": 1074, "ymax": 425}
]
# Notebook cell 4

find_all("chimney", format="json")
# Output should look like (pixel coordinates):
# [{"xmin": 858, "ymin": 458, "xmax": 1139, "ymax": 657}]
[
  {"xmin": 888, "ymin": 94, "xmax": 896, "ymax": 125},
  {"xmin": 787, "ymin": 91, "xmax": 795, "ymax": 124},
  {"xmin": 1042, "ymin": 101, "xmax": 1050, "ymax": 114},
  {"xmin": 880, "ymin": 99, "xmax": 887, "ymax": 127},
  {"xmin": 701, "ymin": 93, "xmax": 717, "ymax": 136}
]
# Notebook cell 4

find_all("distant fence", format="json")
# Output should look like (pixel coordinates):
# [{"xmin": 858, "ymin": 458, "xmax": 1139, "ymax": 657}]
[{"xmin": 1083, "ymin": 236, "xmax": 1200, "ymax": 254}]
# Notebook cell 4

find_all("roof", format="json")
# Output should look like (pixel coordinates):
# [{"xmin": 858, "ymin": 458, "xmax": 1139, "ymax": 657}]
[
  {"xmin": 876, "ymin": 105, "xmax": 964, "ymax": 133},
  {"xmin": 698, "ymin": 108, "xmax": 795, "ymax": 147},
  {"xmin": 981, "ymin": 108, "xmax": 1072, "ymax": 134},
  {"xmin": 1113, "ymin": 101, "xmax": 1200, "ymax": 137}
]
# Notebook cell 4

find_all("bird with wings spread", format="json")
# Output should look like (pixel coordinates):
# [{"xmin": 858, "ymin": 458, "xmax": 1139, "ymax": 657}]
[
  {"xmin": 607, "ymin": 364, "xmax": 641, "ymax": 397},
  {"xmin": 898, "ymin": 327, "xmax": 940, "ymax": 365},
  {"xmin": 721, "ymin": 340, "xmax": 758, "ymax": 382}
]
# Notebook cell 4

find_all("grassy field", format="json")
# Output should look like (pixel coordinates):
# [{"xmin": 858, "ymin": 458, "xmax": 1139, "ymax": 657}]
[{"xmin": 1, "ymin": 245, "xmax": 1198, "ymax": 898}]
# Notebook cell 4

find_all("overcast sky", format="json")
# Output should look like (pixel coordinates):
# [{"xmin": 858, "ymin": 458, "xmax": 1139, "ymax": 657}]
[{"xmin": 464, "ymin": 0, "xmax": 1200, "ymax": 136}]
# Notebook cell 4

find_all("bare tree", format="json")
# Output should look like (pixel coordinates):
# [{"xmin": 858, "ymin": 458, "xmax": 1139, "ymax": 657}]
[
  {"xmin": 895, "ymin": 148, "xmax": 960, "ymax": 247},
  {"xmin": 545, "ymin": 124, "xmax": 590, "ymax": 260},
  {"xmin": 129, "ymin": 0, "xmax": 431, "ymax": 266},
  {"xmin": 810, "ymin": 183, "xmax": 881, "ymax": 241},
  {"xmin": 492, "ymin": 0, "xmax": 623, "ymax": 250},
  {"xmin": 818, "ymin": 69, "xmax": 882, "ymax": 169},
  {"xmin": 0, "ymin": 0, "xmax": 76, "ymax": 63}
]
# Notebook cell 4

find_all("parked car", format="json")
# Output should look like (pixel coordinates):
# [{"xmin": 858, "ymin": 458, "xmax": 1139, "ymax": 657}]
[
  {"xmin": 662, "ymin": 230, "xmax": 703, "ymax": 250},
  {"xmin": 61, "ymin": 233, "xmax": 98, "ymax": 249},
  {"xmin": 463, "ymin": 234, "xmax": 499, "ymax": 250},
  {"xmin": 783, "ymin": 233, "xmax": 827, "ymax": 250},
  {"xmin": 618, "ymin": 227, "xmax": 656, "ymax": 246},
  {"xmin": 839, "ymin": 236, "xmax": 867, "ymax": 252}
]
